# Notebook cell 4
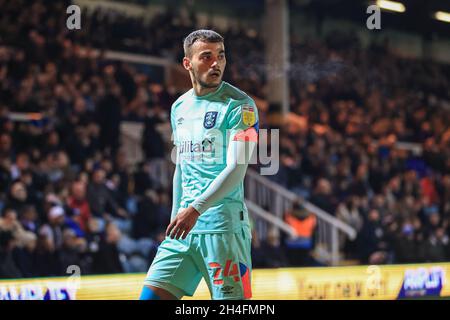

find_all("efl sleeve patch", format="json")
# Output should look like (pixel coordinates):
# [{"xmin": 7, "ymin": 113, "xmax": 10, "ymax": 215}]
[
  {"xmin": 242, "ymin": 105, "xmax": 256, "ymax": 127},
  {"xmin": 227, "ymin": 102, "xmax": 259, "ymax": 142}
]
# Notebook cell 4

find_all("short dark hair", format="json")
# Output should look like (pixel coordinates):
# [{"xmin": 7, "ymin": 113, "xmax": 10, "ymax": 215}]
[{"xmin": 183, "ymin": 29, "xmax": 224, "ymax": 58}]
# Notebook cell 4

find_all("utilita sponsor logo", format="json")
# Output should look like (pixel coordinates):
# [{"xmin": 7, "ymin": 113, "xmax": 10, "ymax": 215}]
[{"xmin": 178, "ymin": 139, "xmax": 214, "ymax": 154}]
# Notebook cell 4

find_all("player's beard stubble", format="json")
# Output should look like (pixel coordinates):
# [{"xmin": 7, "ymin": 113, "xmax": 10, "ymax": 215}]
[{"xmin": 192, "ymin": 68, "xmax": 222, "ymax": 89}]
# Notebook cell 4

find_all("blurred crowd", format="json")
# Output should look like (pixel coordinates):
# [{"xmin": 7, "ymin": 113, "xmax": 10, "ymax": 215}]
[
  {"xmin": 0, "ymin": 0, "xmax": 178, "ymax": 278},
  {"xmin": 272, "ymin": 33, "xmax": 450, "ymax": 265},
  {"xmin": 0, "ymin": 0, "xmax": 449, "ymax": 279}
]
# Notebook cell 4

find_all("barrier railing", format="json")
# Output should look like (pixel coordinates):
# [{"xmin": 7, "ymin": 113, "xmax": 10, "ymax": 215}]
[{"xmin": 244, "ymin": 168, "xmax": 357, "ymax": 266}]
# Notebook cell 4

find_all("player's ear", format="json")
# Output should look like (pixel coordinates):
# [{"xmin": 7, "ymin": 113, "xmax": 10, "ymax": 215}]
[{"xmin": 182, "ymin": 57, "xmax": 192, "ymax": 71}]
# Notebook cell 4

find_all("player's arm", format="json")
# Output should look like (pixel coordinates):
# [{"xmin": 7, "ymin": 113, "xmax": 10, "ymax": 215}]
[
  {"xmin": 169, "ymin": 103, "xmax": 182, "ymax": 222},
  {"xmin": 190, "ymin": 102, "xmax": 258, "ymax": 215},
  {"xmin": 170, "ymin": 152, "xmax": 182, "ymax": 221},
  {"xmin": 190, "ymin": 138, "xmax": 256, "ymax": 214}
]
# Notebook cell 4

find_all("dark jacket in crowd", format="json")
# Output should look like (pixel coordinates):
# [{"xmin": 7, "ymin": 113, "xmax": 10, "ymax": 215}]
[
  {"xmin": 87, "ymin": 183, "xmax": 120, "ymax": 217},
  {"xmin": 92, "ymin": 240, "xmax": 124, "ymax": 274}
]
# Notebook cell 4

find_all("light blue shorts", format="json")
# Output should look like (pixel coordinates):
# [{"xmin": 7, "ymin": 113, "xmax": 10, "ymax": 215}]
[{"xmin": 143, "ymin": 226, "xmax": 252, "ymax": 300}]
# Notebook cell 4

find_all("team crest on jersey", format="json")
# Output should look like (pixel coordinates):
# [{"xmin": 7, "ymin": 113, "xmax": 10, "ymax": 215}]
[
  {"xmin": 242, "ymin": 105, "xmax": 256, "ymax": 126},
  {"xmin": 203, "ymin": 111, "xmax": 218, "ymax": 129}
]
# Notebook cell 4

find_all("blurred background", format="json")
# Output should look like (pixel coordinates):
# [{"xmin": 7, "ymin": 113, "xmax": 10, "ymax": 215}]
[{"xmin": 0, "ymin": 0, "xmax": 449, "ymax": 299}]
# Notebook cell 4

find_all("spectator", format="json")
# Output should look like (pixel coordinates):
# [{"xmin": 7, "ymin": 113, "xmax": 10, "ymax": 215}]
[
  {"xmin": 393, "ymin": 219, "xmax": 418, "ymax": 263},
  {"xmin": 34, "ymin": 231, "xmax": 61, "ymax": 277},
  {"xmin": 0, "ymin": 230, "xmax": 22, "ymax": 278},
  {"xmin": 252, "ymin": 227, "xmax": 289, "ymax": 268},
  {"xmin": 357, "ymin": 209, "xmax": 388, "ymax": 264},
  {"xmin": 87, "ymin": 168, "xmax": 127, "ymax": 220},
  {"xmin": 96, "ymin": 82, "xmax": 122, "ymax": 156},
  {"xmin": 59, "ymin": 229, "xmax": 89, "ymax": 274},
  {"xmin": 0, "ymin": 207, "xmax": 35, "ymax": 248},
  {"xmin": 423, "ymin": 228, "xmax": 449, "ymax": 262},
  {"xmin": 92, "ymin": 222, "xmax": 124, "ymax": 274},
  {"xmin": 336, "ymin": 196, "xmax": 363, "ymax": 258},
  {"xmin": 154, "ymin": 189, "xmax": 171, "ymax": 233},
  {"xmin": 133, "ymin": 162, "xmax": 153, "ymax": 196},
  {"xmin": 13, "ymin": 232, "xmax": 37, "ymax": 278},
  {"xmin": 142, "ymin": 111, "xmax": 165, "ymax": 160},
  {"xmin": 0, "ymin": 133, "xmax": 13, "ymax": 160},
  {"xmin": 284, "ymin": 202, "xmax": 317, "ymax": 266},
  {"xmin": 423, "ymin": 211, "xmax": 442, "ymax": 239},
  {"xmin": 310, "ymin": 178, "xmax": 337, "ymax": 215},
  {"xmin": 132, "ymin": 189, "xmax": 159, "ymax": 239},
  {"xmin": 67, "ymin": 180, "xmax": 92, "ymax": 233},
  {"xmin": 10, "ymin": 153, "xmax": 30, "ymax": 180},
  {"xmin": 19, "ymin": 205, "xmax": 39, "ymax": 234},
  {"xmin": 5, "ymin": 181, "xmax": 31, "ymax": 214},
  {"xmin": 113, "ymin": 150, "xmax": 132, "ymax": 207},
  {"xmin": 39, "ymin": 206, "xmax": 67, "ymax": 251}
]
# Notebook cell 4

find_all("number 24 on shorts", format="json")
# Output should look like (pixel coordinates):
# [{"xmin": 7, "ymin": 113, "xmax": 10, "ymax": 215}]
[{"xmin": 209, "ymin": 259, "xmax": 241, "ymax": 285}]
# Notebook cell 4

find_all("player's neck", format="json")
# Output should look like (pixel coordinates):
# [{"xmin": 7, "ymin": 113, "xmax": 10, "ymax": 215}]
[{"xmin": 192, "ymin": 81, "xmax": 222, "ymax": 97}]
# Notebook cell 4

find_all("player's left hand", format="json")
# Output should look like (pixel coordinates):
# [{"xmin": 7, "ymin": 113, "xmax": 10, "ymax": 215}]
[{"xmin": 166, "ymin": 206, "xmax": 200, "ymax": 240}]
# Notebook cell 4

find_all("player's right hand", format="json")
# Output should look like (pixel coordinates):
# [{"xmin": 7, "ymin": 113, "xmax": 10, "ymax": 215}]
[{"xmin": 166, "ymin": 206, "xmax": 200, "ymax": 240}]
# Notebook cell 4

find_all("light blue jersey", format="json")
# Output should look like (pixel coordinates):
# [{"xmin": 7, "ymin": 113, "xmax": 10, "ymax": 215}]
[{"xmin": 170, "ymin": 81, "xmax": 259, "ymax": 233}]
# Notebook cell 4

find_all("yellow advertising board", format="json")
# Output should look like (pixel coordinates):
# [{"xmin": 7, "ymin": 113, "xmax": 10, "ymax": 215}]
[{"xmin": 0, "ymin": 263, "xmax": 448, "ymax": 300}]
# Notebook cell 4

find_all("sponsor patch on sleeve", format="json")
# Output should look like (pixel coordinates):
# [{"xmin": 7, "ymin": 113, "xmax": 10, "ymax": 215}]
[{"xmin": 242, "ymin": 104, "xmax": 256, "ymax": 127}]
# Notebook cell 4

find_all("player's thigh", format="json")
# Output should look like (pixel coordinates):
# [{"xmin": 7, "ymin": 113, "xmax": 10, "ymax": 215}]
[
  {"xmin": 196, "ymin": 228, "xmax": 252, "ymax": 300},
  {"xmin": 144, "ymin": 236, "xmax": 202, "ymax": 299}
]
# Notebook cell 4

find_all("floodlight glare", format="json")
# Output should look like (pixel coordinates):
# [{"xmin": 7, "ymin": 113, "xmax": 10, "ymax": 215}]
[
  {"xmin": 434, "ymin": 11, "xmax": 450, "ymax": 23},
  {"xmin": 376, "ymin": 0, "xmax": 406, "ymax": 13}
]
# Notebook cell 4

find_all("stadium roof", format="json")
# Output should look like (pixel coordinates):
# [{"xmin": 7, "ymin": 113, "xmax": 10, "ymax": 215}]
[
  {"xmin": 112, "ymin": 0, "xmax": 450, "ymax": 38},
  {"xmin": 290, "ymin": 0, "xmax": 450, "ymax": 38}
]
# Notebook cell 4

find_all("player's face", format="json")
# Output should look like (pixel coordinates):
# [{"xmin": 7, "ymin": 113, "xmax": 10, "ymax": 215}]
[{"xmin": 184, "ymin": 41, "xmax": 226, "ymax": 89}]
